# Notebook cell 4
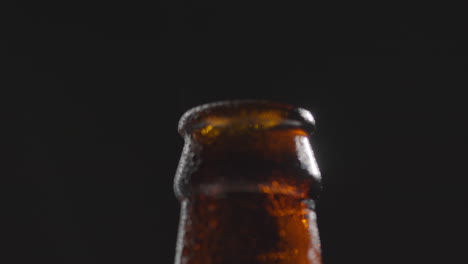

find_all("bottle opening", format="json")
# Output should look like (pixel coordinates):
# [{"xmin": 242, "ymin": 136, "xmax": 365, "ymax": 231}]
[{"xmin": 178, "ymin": 100, "xmax": 316, "ymax": 137}]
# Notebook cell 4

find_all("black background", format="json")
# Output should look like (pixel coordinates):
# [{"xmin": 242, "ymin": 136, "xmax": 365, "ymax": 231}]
[{"xmin": 2, "ymin": 1, "xmax": 467, "ymax": 263}]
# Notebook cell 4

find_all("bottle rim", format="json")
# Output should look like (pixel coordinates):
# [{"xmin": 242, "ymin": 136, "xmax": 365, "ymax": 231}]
[{"xmin": 178, "ymin": 99, "xmax": 317, "ymax": 136}]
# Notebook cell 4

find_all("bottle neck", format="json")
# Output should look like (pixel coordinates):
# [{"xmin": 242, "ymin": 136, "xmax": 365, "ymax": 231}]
[
  {"xmin": 174, "ymin": 101, "xmax": 322, "ymax": 264},
  {"xmin": 174, "ymin": 193, "xmax": 322, "ymax": 264}
]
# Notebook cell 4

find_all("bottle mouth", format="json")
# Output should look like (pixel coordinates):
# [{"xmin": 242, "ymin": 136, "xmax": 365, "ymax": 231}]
[{"xmin": 178, "ymin": 100, "xmax": 316, "ymax": 136}]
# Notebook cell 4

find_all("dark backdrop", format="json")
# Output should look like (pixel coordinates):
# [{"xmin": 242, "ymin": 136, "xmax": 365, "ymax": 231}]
[{"xmin": 2, "ymin": 1, "xmax": 467, "ymax": 263}]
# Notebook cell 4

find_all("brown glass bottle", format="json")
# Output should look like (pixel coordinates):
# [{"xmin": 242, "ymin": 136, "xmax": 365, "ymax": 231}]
[{"xmin": 174, "ymin": 100, "xmax": 322, "ymax": 264}]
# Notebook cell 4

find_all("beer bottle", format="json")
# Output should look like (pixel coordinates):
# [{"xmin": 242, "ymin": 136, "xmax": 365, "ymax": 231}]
[{"xmin": 174, "ymin": 100, "xmax": 323, "ymax": 264}]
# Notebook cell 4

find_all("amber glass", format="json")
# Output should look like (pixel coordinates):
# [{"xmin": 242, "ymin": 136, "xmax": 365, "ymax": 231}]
[{"xmin": 174, "ymin": 100, "xmax": 322, "ymax": 264}]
